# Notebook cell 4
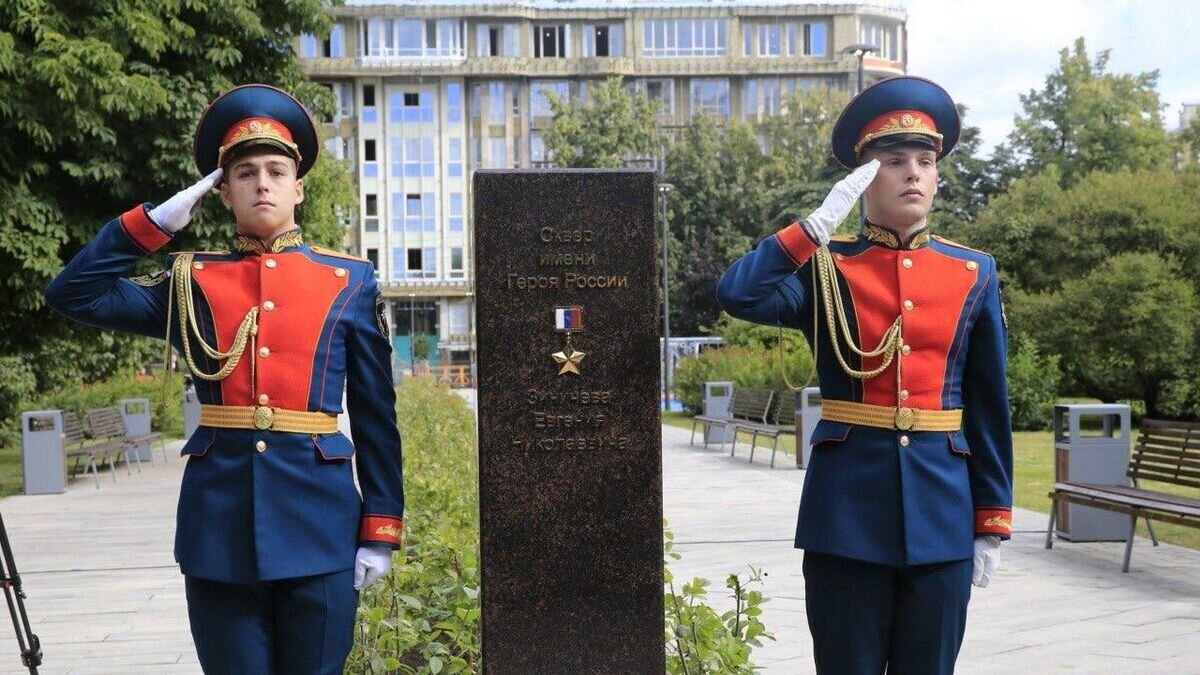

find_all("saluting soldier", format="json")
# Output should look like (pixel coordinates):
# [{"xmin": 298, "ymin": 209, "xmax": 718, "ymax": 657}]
[
  {"xmin": 717, "ymin": 76, "xmax": 1013, "ymax": 674},
  {"xmin": 45, "ymin": 84, "xmax": 404, "ymax": 674}
]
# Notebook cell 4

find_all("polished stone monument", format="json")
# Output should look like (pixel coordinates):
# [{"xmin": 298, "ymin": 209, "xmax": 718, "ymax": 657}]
[{"xmin": 473, "ymin": 170, "xmax": 665, "ymax": 674}]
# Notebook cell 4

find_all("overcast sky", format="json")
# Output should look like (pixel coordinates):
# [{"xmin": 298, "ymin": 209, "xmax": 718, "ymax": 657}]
[{"xmin": 900, "ymin": 0, "xmax": 1200, "ymax": 157}]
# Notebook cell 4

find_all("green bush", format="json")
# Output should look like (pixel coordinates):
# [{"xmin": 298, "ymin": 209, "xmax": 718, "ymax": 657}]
[
  {"xmin": 349, "ymin": 378, "xmax": 773, "ymax": 673},
  {"xmin": 23, "ymin": 370, "xmax": 184, "ymax": 438},
  {"xmin": 0, "ymin": 357, "xmax": 38, "ymax": 448},
  {"xmin": 1006, "ymin": 335, "xmax": 1061, "ymax": 431},
  {"xmin": 675, "ymin": 342, "xmax": 814, "ymax": 415}
]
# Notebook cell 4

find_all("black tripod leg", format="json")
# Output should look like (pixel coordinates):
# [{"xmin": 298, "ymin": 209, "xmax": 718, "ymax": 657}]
[{"xmin": 0, "ymin": 511, "xmax": 41, "ymax": 674}]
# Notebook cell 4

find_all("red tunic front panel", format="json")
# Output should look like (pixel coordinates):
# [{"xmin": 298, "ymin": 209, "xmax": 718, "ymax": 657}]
[{"xmin": 834, "ymin": 246, "xmax": 978, "ymax": 410}]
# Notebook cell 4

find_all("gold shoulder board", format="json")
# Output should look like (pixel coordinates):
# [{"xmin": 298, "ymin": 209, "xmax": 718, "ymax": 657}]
[
  {"xmin": 931, "ymin": 235, "xmax": 986, "ymax": 255},
  {"xmin": 311, "ymin": 245, "xmax": 367, "ymax": 262},
  {"xmin": 829, "ymin": 234, "xmax": 858, "ymax": 243}
]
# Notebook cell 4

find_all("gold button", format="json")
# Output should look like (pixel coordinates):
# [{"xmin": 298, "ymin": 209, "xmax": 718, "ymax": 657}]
[
  {"xmin": 902, "ymin": 258, "xmax": 913, "ymax": 269},
  {"xmin": 263, "ymin": 300, "xmax": 275, "ymax": 311},
  {"xmin": 335, "ymin": 268, "xmax": 347, "ymax": 277},
  {"xmin": 903, "ymin": 300, "xmax": 914, "ymax": 311},
  {"xmin": 257, "ymin": 394, "xmax": 269, "ymax": 405},
  {"xmin": 255, "ymin": 440, "xmax": 267, "ymax": 453},
  {"xmin": 901, "ymin": 344, "xmax": 912, "ymax": 356},
  {"xmin": 259, "ymin": 346, "xmax": 270, "ymax": 358},
  {"xmin": 899, "ymin": 389, "xmax": 910, "ymax": 400},
  {"xmin": 193, "ymin": 262, "xmax": 204, "ymax": 270},
  {"xmin": 966, "ymin": 261, "xmax": 978, "ymax": 271},
  {"xmin": 899, "ymin": 435, "xmax": 910, "ymax": 447},
  {"xmin": 265, "ymin": 259, "xmax": 277, "ymax": 269}
]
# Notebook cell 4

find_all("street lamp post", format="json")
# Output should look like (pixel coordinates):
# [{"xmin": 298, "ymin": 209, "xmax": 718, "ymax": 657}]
[
  {"xmin": 408, "ymin": 292, "xmax": 416, "ymax": 377},
  {"xmin": 658, "ymin": 182, "xmax": 675, "ymax": 412},
  {"xmin": 839, "ymin": 43, "xmax": 878, "ymax": 95}
]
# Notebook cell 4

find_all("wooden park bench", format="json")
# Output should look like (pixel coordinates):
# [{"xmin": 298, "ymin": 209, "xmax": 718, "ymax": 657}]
[
  {"xmin": 116, "ymin": 400, "xmax": 167, "ymax": 464},
  {"xmin": 730, "ymin": 390, "xmax": 797, "ymax": 468},
  {"xmin": 85, "ymin": 407, "xmax": 140, "ymax": 476},
  {"xmin": 1046, "ymin": 418, "xmax": 1200, "ymax": 572},
  {"xmin": 690, "ymin": 387, "xmax": 775, "ymax": 453},
  {"xmin": 63, "ymin": 411, "xmax": 120, "ymax": 489}
]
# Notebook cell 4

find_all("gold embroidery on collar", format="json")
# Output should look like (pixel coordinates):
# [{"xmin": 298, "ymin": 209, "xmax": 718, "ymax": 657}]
[
  {"xmin": 863, "ymin": 223, "xmax": 930, "ymax": 250},
  {"xmin": 234, "ymin": 229, "xmax": 304, "ymax": 255}
]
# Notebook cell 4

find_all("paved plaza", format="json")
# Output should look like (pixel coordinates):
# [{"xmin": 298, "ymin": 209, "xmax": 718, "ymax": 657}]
[{"xmin": 0, "ymin": 425, "xmax": 1196, "ymax": 673}]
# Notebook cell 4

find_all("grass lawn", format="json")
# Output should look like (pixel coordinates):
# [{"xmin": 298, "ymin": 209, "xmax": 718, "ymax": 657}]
[
  {"xmin": 664, "ymin": 412, "xmax": 1199, "ymax": 551},
  {"xmin": 0, "ymin": 436, "xmax": 183, "ymax": 499}
]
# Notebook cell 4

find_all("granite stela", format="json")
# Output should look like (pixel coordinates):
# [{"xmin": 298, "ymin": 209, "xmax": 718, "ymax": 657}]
[{"xmin": 473, "ymin": 170, "xmax": 665, "ymax": 674}]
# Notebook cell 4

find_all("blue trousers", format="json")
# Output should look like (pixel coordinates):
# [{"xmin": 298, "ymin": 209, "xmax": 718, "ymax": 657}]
[
  {"xmin": 185, "ymin": 569, "xmax": 357, "ymax": 674},
  {"xmin": 803, "ymin": 551, "xmax": 972, "ymax": 675}
]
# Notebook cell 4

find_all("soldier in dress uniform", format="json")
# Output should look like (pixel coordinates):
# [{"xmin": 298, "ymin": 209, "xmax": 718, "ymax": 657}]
[
  {"xmin": 717, "ymin": 76, "xmax": 1013, "ymax": 674},
  {"xmin": 45, "ymin": 84, "xmax": 404, "ymax": 674}
]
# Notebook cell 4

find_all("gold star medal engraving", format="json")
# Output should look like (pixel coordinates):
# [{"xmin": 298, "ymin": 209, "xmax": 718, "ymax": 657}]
[{"xmin": 551, "ymin": 306, "xmax": 586, "ymax": 376}]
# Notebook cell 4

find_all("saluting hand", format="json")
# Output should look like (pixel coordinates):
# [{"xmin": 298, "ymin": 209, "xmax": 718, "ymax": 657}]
[
  {"xmin": 802, "ymin": 159, "xmax": 879, "ymax": 245},
  {"xmin": 148, "ymin": 167, "xmax": 223, "ymax": 233}
]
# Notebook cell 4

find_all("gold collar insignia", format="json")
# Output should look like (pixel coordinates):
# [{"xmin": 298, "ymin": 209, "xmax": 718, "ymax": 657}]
[
  {"xmin": 863, "ymin": 223, "xmax": 931, "ymax": 250},
  {"xmin": 234, "ymin": 229, "xmax": 304, "ymax": 255}
]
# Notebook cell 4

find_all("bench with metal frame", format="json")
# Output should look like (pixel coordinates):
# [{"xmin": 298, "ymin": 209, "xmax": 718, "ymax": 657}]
[
  {"xmin": 117, "ymin": 400, "xmax": 167, "ymax": 464},
  {"xmin": 85, "ymin": 407, "xmax": 141, "ymax": 476},
  {"xmin": 63, "ymin": 411, "xmax": 121, "ymax": 489},
  {"xmin": 730, "ymin": 390, "xmax": 797, "ymax": 468},
  {"xmin": 1046, "ymin": 418, "xmax": 1200, "ymax": 572},
  {"xmin": 691, "ymin": 387, "xmax": 775, "ymax": 452}
]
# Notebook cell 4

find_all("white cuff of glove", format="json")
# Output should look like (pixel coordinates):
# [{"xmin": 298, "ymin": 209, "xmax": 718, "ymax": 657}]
[
  {"xmin": 972, "ymin": 535, "xmax": 1001, "ymax": 588},
  {"xmin": 148, "ymin": 167, "xmax": 223, "ymax": 234},
  {"xmin": 353, "ymin": 546, "xmax": 394, "ymax": 591}
]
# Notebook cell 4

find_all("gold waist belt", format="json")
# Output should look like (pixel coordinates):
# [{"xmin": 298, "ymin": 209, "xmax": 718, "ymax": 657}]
[
  {"xmin": 821, "ymin": 400, "xmax": 962, "ymax": 432},
  {"xmin": 199, "ymin": 404, "xmax": 338, "ymax": 434}
]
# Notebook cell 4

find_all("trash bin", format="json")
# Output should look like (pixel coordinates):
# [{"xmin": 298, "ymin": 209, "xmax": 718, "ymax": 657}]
[
  {"xmin": 22, "ymin": 410, "xmax": 67, "ymax": 495},
  {"xmin": 183, "ymin": 376, "xmax": 201, "ymax": 439},
  {"xmin": 702, "ymin": 382, "xmax": 735, "ymax": 444},
  {"xmin": 798, "ymin": 387, "xmax": 822, "ymax": 469},
  {"xmin": 1052, "ymin": 403, "xmax": 1131, "ymax": 542},
  {"xmin": 119, "ymin": 398, "xmax": 154, "ymax": 461}
]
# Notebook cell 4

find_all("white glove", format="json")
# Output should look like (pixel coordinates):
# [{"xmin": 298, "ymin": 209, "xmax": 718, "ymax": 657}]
[
  {"xmin": 353, "ymin": 546, "xmax": 393, "ymax": 591},
  {"xmin": 148, "ymin": 167, "xmax": 223, "ymax": 233},
  {"xmin": 972, "ymin": 535, "xmax": 1001, "ymax": 588},
  {"xmin": 802, "ymin": 159, "xmax": 879, "ymax": 245}
]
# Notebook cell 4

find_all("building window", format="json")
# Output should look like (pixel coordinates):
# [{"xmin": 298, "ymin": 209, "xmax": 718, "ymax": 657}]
[
  {"xmin": 300, "ymin": 34, "xmax": 318, "ymax": 58},
  {"xmin": 642, "ymin": 19, "xmax": 726, "ymax": 57},
  {"xmin": 531, "ymin": 80, "xmax": 569, "ymax": 119},
  {"xmin": 477, "ymin": 23, "xmax": 518, "ymax": 57},
  {"xmin": 534, "ymin": 24, "xmax": 567, "ymax": 58},
  {"xmin": 860, "ymin": 19, "xmax": 900, "ymax": 61},
  {"xmin": 406, "ymin": 193, "xmax": 421, "ymax": 216},
  {"xmin": 404, "ymin": 92, "xmax": 419, "ymax": 107},
  {"xmin": 450, "ymin": 247, "xmax": 465, "ymax": 279},
  {"xmin": 690, "ymin": 78, "xmax": 729, "ymax": 119},
  {"xmin": 636, "ymin": 79, "xmax": 675, "ymax": 116},
  {"xmin": 804, "ymin": 22, "xmax": 827, "ymax": 56},
  {"xmin": 447, "ymin": 82, "xmax": 462, "ymax": 123},
  {"xmin": 326, "ymin": 25, "xmax": 344, "ymax": 57},
  {"xmin": 362, "ymin": 84, "xmax": 377, "ymax": 124},
  {"xmin": 424, "ymin": 246, "xmax": 437, "ymax": 276},
  {"xmin": 584, "ymin": 24, "xmax": 624, "ymax": 57},
  {"xmin": 530, "ymin": 133, "xmax": 546, "ymax": 164},
  {"xmin": 363, "ymin": 139, "xmax": 378, "ymax": 178},
  {"xmin": 449, "ymin": 192, "xmax": 464, "ymax": 232},
  {"xmin": 487, "ymin": 82, "xmax": 507, "ymax": 125},
  {"xmin": 366, "ymin": 248, "xmax": 379, "ymax": 276},
  {"xmin": 406, "ymin": 248, "xmax": 423, "ymax": 276},
  {"xmin": 391, "ymin": 193, "xmax": 404, "ymax": 231},
  {"xmin": 363, "ymin": 18, "xmax": 464, "ymax": 59},
  {"xmin": 488, "ymin": 137, "xmax": 508, "ymax": 169},
  {"xmin": 364, "ymin": 194, "xmax": 379, "ymax": 232},
  {"xmin": 448, "ymin": 138, "xmax": 463, "ymax": 177}
]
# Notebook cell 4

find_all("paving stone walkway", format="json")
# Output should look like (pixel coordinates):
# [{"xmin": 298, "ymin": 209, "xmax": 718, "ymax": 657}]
[{"xmin": 0, "ymin": 426, "xmax": 1196, "ymax": 673}]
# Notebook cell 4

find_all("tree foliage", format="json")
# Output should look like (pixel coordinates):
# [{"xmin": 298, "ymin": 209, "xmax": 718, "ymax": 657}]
[
  {"xmin": 542, "ymin": 77, "xmax": 662, "ymax": 168},
  {"xmin": 0, "ymin": 0, "xmax": 354, "ymax": 391},
  {"xmin": 995, "ymin": 37, "xmax": 1172, "ymax": 188}
]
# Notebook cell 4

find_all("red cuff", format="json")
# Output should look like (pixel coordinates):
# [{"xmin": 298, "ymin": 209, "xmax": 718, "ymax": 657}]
[
  {"xmin": 774, "ymin": 221, "xmax": 820, "ymax": 266},
  {"xmin": 359, "ymin": 515, "xmax": 404, "ymax": 547},
  {"xmin": 119, "ymin": 204, "xmax": 171, "ymax": 253},
  {"xmin": 975, "ymin": 508, "xmax": 1013, "ymax": 537}
]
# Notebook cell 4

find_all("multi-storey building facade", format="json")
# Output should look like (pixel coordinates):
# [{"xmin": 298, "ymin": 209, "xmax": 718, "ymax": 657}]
[{"xmin": 298, "ymin": 1, "xmax": 908, "ymax": 375}]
